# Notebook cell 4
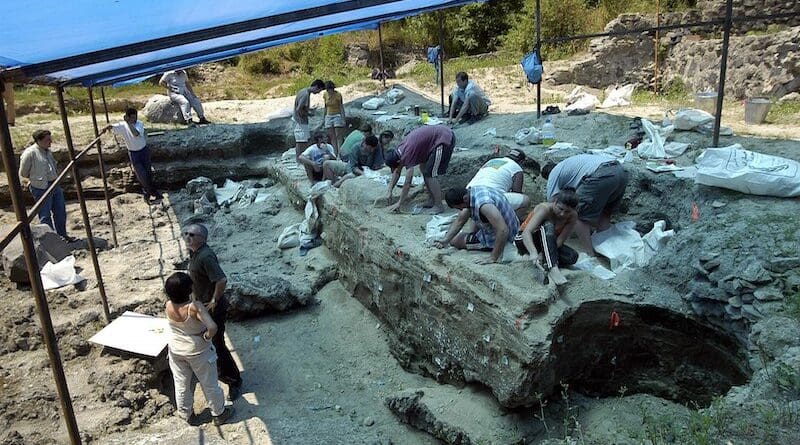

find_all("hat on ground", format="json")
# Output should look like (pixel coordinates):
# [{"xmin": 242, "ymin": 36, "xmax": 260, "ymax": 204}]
[
  {"xmin": 508, "ymin": 148, "xmax": 526, "ymax": 163},
  {"xmin": 385, "ymin": 149, "xmax": 401, "ymax": 169}
]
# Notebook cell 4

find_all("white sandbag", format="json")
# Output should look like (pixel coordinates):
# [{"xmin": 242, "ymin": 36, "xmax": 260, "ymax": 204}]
[
  {"xmin": 385, "ymin": 88, "xmax": 405, "ymax": 104},
  {"xmin": 565, "ymin": 86, "xmax": 600, "ymax": 112},
  {"xmin": 571, "ymin": 254, "xmax": 616, "ymax": 280},
  {"xmin": 277, "ymin": 224, "xmax": 301, "ymax": 249},
  {"xmin": 515, "ymin": 127, "xmax": 541, "ymax": 144},
  {"xmin": 41, "ymin": 255, "xmax": 85, "ymax": 290},
  {"xmin": 695, "ymin": 145, "xmax": 800, "ymax": 197},
  {"xmin": 637, "ymin": 119, "xmax": 667, "ymax": 159},
  {"xmin": 673, "ymin": 108, "xmax": 714, "ymax": 130},
  {"xmin": 362, "ymin": 97, "xmax": 386, "ymax": 110},
  {"xmin": 591, "ymin": 220, "xmax": 673, "ymax": 273},
  {"xmin": 600, "ymin": 84, "xmax": 634, "ymax": 108},
  {"xmin": 426, "ymin": 214, "xmax": 457, "ymax": 243}
]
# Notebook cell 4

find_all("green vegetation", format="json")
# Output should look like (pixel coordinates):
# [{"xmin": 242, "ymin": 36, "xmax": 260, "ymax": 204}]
[{"xmin": 767, "ymin": 100, "xmax": 800, "ymax": 125}]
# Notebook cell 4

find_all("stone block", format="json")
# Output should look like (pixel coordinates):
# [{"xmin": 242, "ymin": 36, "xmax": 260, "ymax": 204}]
[
  {"xmin": 142, "ymin": 95, "xmax": 182, "ymax": 124},
  {"xmin": 1, "ymin": 224, "xmax": 71, "ymax": 283}
]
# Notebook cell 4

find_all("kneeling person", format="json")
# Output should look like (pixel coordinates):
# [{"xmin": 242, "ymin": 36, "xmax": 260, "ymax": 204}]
[
  {"xmin": 434, "ymin": 186, "xmax": 520, "ymax": 264},
  {"xmin": 467, "ymin": 148, "xmax": 529, "ymax": 211},
  {"xmin": 515, "ymin": 188, "xmax": 579, "ymax": 285},
  {"xmin": 322, "ymin": 135, "xmax": 379, "ymax": 187}
]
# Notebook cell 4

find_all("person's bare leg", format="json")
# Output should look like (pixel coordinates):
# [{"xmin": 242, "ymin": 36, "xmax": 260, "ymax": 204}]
[
  {"xmin": 423, "ymin": 175, "xmax": 444, "ymax": 214},
  {"xmin": 574, "ymin": 220, "xmax": 596, "ymax": 256},
  {"xmin": 322, "ymin": 161, "xmax": 337, "ymax": 182},
  {"xmin": 327, "ymin": 127, "xmax": 338, "ymax": 158},
  {"xmin": 295, "ymin": 141, "xmax": 309, "ymax": 162},
  {"xmin": 334, "ymin": 127, "xmax": 344, "ymax": 157},
  {"xmin": 449, "ymin": 233, "xmax": 469, "ymax": 249},
  {"xmin": 596, "ymin": 213, "xmax": 612, "ymax": 231},
  {"xmin": 298, "ymin": 157, "xmax": 317, "ymax": 182}
]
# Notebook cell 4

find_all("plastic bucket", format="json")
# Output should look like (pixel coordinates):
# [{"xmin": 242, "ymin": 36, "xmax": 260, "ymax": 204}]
[
  {"xmin": 744, "ymin": 97, "xmax": 771, "ymax": 124},
  {"xmin": 695, "ymin": 92, "xmax": 718, "ymax": 115}
]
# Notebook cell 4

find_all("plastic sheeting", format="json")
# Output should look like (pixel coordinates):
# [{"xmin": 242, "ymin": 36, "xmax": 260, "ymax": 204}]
[{"xmin": 1, "ymin": 0, "xmax": 483, "ymax": 86}]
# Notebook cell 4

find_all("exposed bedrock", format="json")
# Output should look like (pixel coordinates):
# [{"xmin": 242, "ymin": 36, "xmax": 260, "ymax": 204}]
[{"xmin": 265, "ymin": 104, "xmax": 758, "ymax": 407}]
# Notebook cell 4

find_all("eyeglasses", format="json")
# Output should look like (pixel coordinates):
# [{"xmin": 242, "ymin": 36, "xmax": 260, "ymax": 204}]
[{"xmin": 182, "ymin": 232, "xmax": 198, "ymax": 238}]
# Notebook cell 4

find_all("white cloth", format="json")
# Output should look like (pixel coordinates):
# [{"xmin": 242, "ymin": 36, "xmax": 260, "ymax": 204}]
[
  {"xmin": 111, "ymin": 120, "xmax": 146, "ymax": 152},
  {"xmin": 292, "ymin": 118, "xmax": 310, "ymax": 143},
  {"xmin": 467, "ymin": 157, "xmax": 521, "ymax": 191}
]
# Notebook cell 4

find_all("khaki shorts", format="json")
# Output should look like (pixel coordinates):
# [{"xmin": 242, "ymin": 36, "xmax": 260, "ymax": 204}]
[
  {"xmin": 326, "ymin": 160, "xmax": 351, "ymax": 177},
  {"xmin": 293, "ymin": 120, "xmax": 310, "ymax": 143}
]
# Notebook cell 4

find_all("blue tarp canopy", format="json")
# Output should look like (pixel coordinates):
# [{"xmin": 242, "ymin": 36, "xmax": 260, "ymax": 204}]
[{"xmin": 0, "ymin": 0, "xmax": 482, "ymax": 87}]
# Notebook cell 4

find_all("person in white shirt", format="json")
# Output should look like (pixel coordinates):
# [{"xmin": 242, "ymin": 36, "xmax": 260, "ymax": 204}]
[
  {"xmin": 103, "ymin": 108, "xmax": 162, "ymax": 203},
  {"xmin": 298, "ymin": 133, "xmax": 336, "ymax": 183},
  {"xmin": 467, "ymin": 148, "xmax": 529, "ymax": 211},
  {"xmin": 159, "ymin": 69, "xmax": 208, "ymax": 126},
  {"xmin": 447, "ymin": 71, "xmax": 491, "ymax": 124}
]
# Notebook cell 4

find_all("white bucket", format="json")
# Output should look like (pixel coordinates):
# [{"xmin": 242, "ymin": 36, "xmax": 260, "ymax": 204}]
[
  {"xmin": 744, "ymin": 97, "xmax": 771, "ymax": 124},
  {"xmin": 695, "ymin": 92, "xmax": 718, "ymax": 116}
]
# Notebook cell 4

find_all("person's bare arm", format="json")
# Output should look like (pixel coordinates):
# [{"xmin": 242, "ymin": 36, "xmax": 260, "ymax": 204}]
[
  {"xmin": 478, "ymin": 204, "xmax": 509, "ymax": 263},
  {"xmin": 206, "ymin": 277, "xmax": 227, "ymax": 312},
  {"xmin": 511, "ymin": 171, "xmax": 524, "ymax": 193},
  {"xmin": 389, "ymin": 166, "xmax": 415, "ymax": 212},
  {"xmin": 386, "ymin": 167, "xmax": 401, "ymax": 207},
  {"xmin": 190, "ymin": 302, "xmax": 218, "ymax": 340},
  {"xmin": 434, "ymin": 208, "xmax": 470, "ymax": 248}
]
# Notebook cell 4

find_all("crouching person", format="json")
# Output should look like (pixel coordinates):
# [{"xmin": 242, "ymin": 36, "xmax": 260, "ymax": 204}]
[
  {"xmin": 165, "ymin": 272, "xmax": 234, "ymax": 425},
  {"xmin": 515, "ymin": 188, "xmax": 580, "ymax": 285},
  {"xmin": 298, "ymin": 133, "xmax": 335, "ymax": 183},
  {"xmin": 434, "ymin": 186, "xmax": 519, "ymax": 264}
]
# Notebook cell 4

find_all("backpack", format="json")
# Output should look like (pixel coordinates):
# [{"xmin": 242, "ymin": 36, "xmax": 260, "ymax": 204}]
[{"xmin": 521, "ymin": 49, "xmax": 543, "ymax": 84}]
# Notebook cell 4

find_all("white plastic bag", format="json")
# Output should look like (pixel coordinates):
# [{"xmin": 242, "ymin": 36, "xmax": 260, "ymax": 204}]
[
  {"xmin": 385, "ymin": 88, "xmax": 405, "ymax": 104},
  {"xmin": 362, "ymin": 97, "xmax": 386, "ymax": 110},
  {"xmin": 565, "ymin": 86, "xmax": 600, "ymax": 112},
  {"xmin": 425, "ymin": 214, "xmax": 457, "ymax": 243},
  {"xmin": 673, "ymin": 109, "xmax": 714, "ymax": 130},
  {"xmin": 601, "ymin": 84, "xmax": 634, "ymax": 108},
  {"xmin": 695, "ymin": 144, "xmax": 800, "ymax": 197},
  {"xmin": 637, "ymin": 119, "xmax": 667, "ymax": 159},
  {"xmin": 41, "ymin": 255, "xmax": 85, "ymax": 290},
  {"xmin": 591, "ymin": 220, "xmax": 673, "ymax": 273},
  {"xmin": 277, "ymin": 224, "xmax": 301, "ymax": 249},
  {"xmin": 515, "ymin": 127, "xmax": 540, "ymax": 144}
]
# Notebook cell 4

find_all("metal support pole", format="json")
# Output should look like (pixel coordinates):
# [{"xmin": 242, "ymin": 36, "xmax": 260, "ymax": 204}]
[
  {"xmin": 87, "ymin": 88, "xmax": 118, "ymax": 247},
  {"xmin": 100, "ymin": 87, "xmax": 111, "ymax": 124},
  {"xmin": 535, "ymin": 0, "xmax": 542, "ymax": 118},
  {"xmin": 377, "ymin": 23, "xmax": 386, "ymax": 89},
  {"xmin": 0, "ymin": 84, "xmax": 82, "ymax": 445},
  {"xmin": 713, "ymin": 0, "xmax": 733, "ymax": 147},
  {"xmin": 438, "ymin": 12, "xmax": 445, "ymax": 117},
  {"xmin": 654, "ymin": 0, "xmax": 661, "ymax": 94},
  {"xmin": 56, "ymin": 86, "xmax": 111, "ymax": 323}
]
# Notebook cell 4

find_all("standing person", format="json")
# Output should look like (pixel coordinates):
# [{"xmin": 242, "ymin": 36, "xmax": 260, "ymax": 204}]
[
  {"xmin": 542, "ymin": 154, "xmax": 629, "ymax": 256},
  {"xmin": 164, "ymin": 272, "xmax": 234, "ymax": 425},
  {"xmin": 298, "ymin": 133, "xmax": 336, "ymax": 183},
  {"xmin": 384, "ymin": 126, "xmax": 455, "ymax": 215},
  {"xmin": 103, "ymin": 108, "xmax": 162, "ymax": 204},
  {"xmin": 434, "ymin": 186, "xmax": 519, "ymax": 264},
  {"xmin": 515, "ymin": 188, "xmax": 580, "ymax": 285},
  {"xmin": 322, "ymin": 81, "xmax": 346, "ymax": 156},
  {"xmin": 2, "ymin": 82, "xmax": 15, "ymax": 126},
  {"xmin": 183, "ymin": 223, "xmax": 242, "ymax": 401},
  {"xmin": 159, "ymin": 69, "xmax": 209, "ymax": 126},
  {"xmin": 467, "ymin": 148, "xmax": 530, "ymax": 211},
  {"xmin": 293, "ymin": 79, "xmax": 326, "ymax": 160},
  {"xmin": 447, "ymin": 72, "xmax": 491, "ymax": 125},
  {"xmin": 18, "ymin": 130, "xmax": 76, "ymax": 242}
]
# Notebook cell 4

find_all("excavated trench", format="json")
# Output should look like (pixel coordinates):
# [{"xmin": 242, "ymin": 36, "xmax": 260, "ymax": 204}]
[{"xmin": 548, "ymin": 300, "xmax": 751, "ymax": 407}]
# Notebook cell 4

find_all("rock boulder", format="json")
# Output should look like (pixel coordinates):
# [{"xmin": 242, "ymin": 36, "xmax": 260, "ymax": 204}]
[{"xmin": 142, "ymin": 95, "xmax": 182, "ymax": 124}]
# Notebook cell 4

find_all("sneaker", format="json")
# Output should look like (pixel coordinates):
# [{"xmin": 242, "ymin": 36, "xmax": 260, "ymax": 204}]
[
  {"xmin": 227, "ymin": 384, "xmax": 242, "ymax": 401},
  {"xmin": 213, "ymin": 406, "xmax": 235, "ymax": 426},
  {"xmin": 198, "ymin": 117, "xmax": 211, "ymax": 125}
]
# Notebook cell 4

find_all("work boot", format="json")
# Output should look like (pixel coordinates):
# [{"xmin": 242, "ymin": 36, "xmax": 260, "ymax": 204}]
[
  {"xmin": 213, "ymin": 406, "xmax": 235, "ymax": 426},
  {"xmin": 198, "ymin": 117, "xmax": 211, "ymax": 125}
]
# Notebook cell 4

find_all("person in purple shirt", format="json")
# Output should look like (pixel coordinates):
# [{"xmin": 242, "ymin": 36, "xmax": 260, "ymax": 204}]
[{"xmin": 384, "ymin": 126, "xmax": 455, "ymax": 215}]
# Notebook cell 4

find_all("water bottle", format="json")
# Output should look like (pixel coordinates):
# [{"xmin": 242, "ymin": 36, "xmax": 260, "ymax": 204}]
[{"xmin": 542, "ymin": 118, "xmax": 556, "ymax": 147}]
